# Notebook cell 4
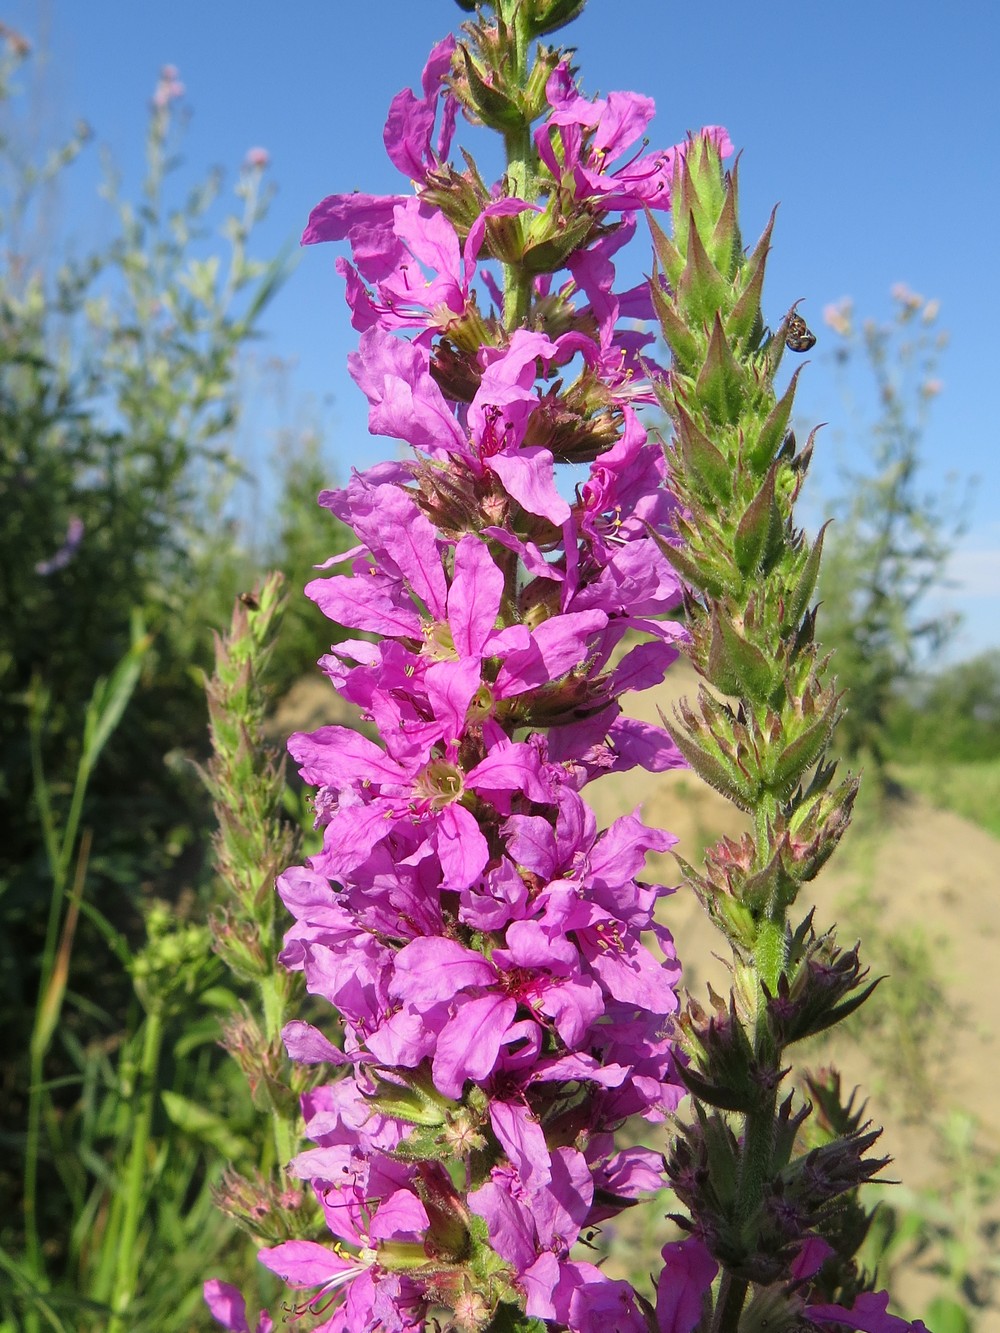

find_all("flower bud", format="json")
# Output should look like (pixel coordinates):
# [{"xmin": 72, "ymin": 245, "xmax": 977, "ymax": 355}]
[{"xmin": 209, "ymin": 908, "xmax": 269, "ymax": 981}]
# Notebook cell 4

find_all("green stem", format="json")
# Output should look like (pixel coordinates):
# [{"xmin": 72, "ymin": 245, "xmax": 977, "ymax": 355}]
[
  {"xmin": 712, "ymin": 1272, "xmax": 749, "ymax": 1333},
  {"xmin": 22, "ymin": 1046, "xmax": 45, "ymax": 1333},
  {"xmin": 23, "ymin": 691, "xmax": 96, "ymax": 1314},
  {"xmin": 23, "ymin": 698, "xmax": 57, "ymax": 1311},
  {"xmin": 107, "ymin": 1007, "xmax": 165, "ymax": 1333},
  {"xmin": 259, "ymin": 973, "xmax": 295, "ymax": 1165},
  {"xmin": 499, "ymin": 4, "xmax": 534, "ymax": 331},
  {"xmin": 753, "ymin": 916, "xmax": 786, "ymax": 997}
]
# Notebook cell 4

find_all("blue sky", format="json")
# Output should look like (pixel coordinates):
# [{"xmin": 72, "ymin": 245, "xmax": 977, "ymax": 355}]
[{"xmin": 7, "ymin": 0, "xmax": 999, "ymax": 659}]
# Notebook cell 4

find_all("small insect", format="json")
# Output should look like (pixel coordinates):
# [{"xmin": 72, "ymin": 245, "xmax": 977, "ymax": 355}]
[
  {"xmin": 239, "ymin": 591, "xmax": 260, "ymax": 610},
  {"xmin": 785, "ymin": 312, "xmax": 817, "ymax": 353}
]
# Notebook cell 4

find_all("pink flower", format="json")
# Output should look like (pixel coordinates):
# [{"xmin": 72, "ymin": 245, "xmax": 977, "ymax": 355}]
[
  {"xmin": 382, "ymin": 35, "xmax": 458, "ymax": 184},
  {"xmin": 259, "ymin": 1240, "xmax": 424, "ymax": 1333},
  {"xmin": 35, "ymin": 515, "xmax": 84, "ymax": 575},
  {"xmin": 203, "ymin": 1280, "xmax": 273, "ymax": 1333}
]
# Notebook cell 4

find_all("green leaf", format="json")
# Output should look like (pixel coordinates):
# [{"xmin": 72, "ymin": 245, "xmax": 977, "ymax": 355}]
[
  {"xmin": 782, "ymin": 521, "xmax": 829, "ymax": 633},
  {"xmin": 673, "ymin": 399, "xmax": 733, "ymax": 504},
  {"xmin": 695, "ymin": 314, "xmax": 748, "ymax": 426},
  {"xmin": 173, "ymin": 1015, "xmax": 224, "ymax": 1059},
  {"xmin": 924, "ymin": 1298, "xmax": 972, "ymax": 1333},
  {"xmin": 160, "ymin": 1090, "xmax": 251, "ymax": 1160},
  {"xmin": 661, "ymin": 713, "xmax": 759, "ymax": 811},
  {"xmin": 527, "ymin": 0, "xmax": 588, "ymax": 37},
  {"xmin": 708, "ymin": 161, "xmax": 742, "ymax": 278},
  {"xmin": 733, "ymin": 465, "xmax": 777, "ymax": 575},
  {"xmin": 711, "ymin": 607, "xmax": 776, "ymax": 701},
  {"xmin": 456, "ymin": 45, "xmax": 525, "ymax": 131},
  {"xmin": 678, "ymin": 215, "xmax": 730, "ymax": 331},
  {"xmin": 178, "ymin": 255, "xmax": 219, "ymax": 306},
  {"xmin": 644, "ymin": 519, "xmax": 729, "ymax": 599},
  {"xmin": 81, "ymin": 610, "xmax": 153, "ymax": 772},
  {"xmin": 725, "ymin": 211, "xmax": 772, "ymax": 353},
  {"xmin": 645, "ymin": 207, "xmax": 684, "ymax": 288},
  {"xmin": 651, "ymin": 278, "xmax": 703, "ymax": 375},
  {"xmin": 766, "ymin": 702, "xmax": 838, "ymax": 795},
  {"xmin": 746, "ymin": 366, "xmax": 801, "ymax": 475}
]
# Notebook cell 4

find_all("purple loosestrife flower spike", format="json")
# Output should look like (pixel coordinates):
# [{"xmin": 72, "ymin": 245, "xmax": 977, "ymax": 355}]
[
  {"xmin": 206, "ymin": 5, "xmax": 925, "ymax": 1331},
  {"xmin": 208, "ymin": 12, "xmax": 705, "ymax": 1326}
]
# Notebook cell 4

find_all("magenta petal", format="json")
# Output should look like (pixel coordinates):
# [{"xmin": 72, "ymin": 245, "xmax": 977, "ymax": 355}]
[
  {"xmin": 391, "ymin": 936, "xmax": 494, "ymax": 1004},
  {"xmin": 203, "ymin": 1280, "xmax": 251, "ymax": 1333},
  {"xmin": 609, "ymin": 638, "xmax": 679, "ymax": 695},
  {"xmin": 448, "ymin": 536, "xmax": 504, "ymax": 657},
  {"xmin": 565, "ymin": 1270, "xmax": 648, "ymax": 1333},
  {"xmin": 259, "ymin": 1239, "xmax": 350, "ymax": 1286},
  {"xmin": 521, "ymin": 1252, "xmax": 561, "ymax": 1320},
  {"xmin": 468, "ymin": 1176, "xmax": 537, "ymax": 1271},
  {"xmin": 312, "ymin": 801, "xmax": 401, "ymax": 880},
  {"xmin": 655, "ymin": 1239, "xmax": 717, "ymax": 1333},
  {"xmin": 434, "ymin": 994, "xmax": 518, "ymax": 1097},
  {"xmin": 369, "ymin": 1190, "xmax": 430, "ymax": 1242},
  {"xmin": 390, "ymin": 199, "xmax": 463, "ymax": 310},
  {"xmin": 502, "ymin": 813, "xmax": 559, "ymax": 879},
  {"xmin": 488, "ymin": 447, "xmax": 571, "ymax": 526},
  {"xmin": 600, "ymin": 1146, "xmax": 667, "ymax": 1198},
  {"xmin": 531, "ymin": 1052, "xmax": 628, "ymax": 1087},
  {"xmin": 538, "ymin": 977, "xmax": 604, "ymax": 1046},
  {"xmin": 489, "ymin": 1099, "xmax": 552, "ymax": 1191},
  {"xmin": 305, "ymin": 572, "xmax": 423, "ymax": 638},
  {"xmin": 383, "ymin": 35, "xmax": 456, "ymax": 180},
  {"xmin": 501, "ymin": 919, "xmax": 575, "ymax": 970},
  {"xmin": 302, "ymin": 191, "xmax": 401, "ymax": 257},
  {"xmin": 495, "ymin": 609, "xmax": 607, "ymax": 696},
  {"xmin": 593, "ymin": 90, "xmax": 655, "ymax": 159},
  {"xmin": 370, "ymin": 486, "xmax": 449, "ymax": 616},
  {"xmin": 586, "ymin": 932, "xmax": 679, "ymax": 1013},
  {"xmin": 348, "ymin": 327, "xmax": 466, "ymax": 455},
  {"xmin": 808, "ymin": 1293, "xmax": 925, "ymax": 1333},
  {"xmin": 792, "ymin": 1235, "xmax": 835, "ymax": 1280},
  {"xmin": 605, "ymin": 716, "xmax": 688, "ymax": 773},
  {"xmin": 434, "ymin": 803, "xmax": 490, "ymax": 890},
  {"xmin": 365, "ymin": 1006, "xmax": 437, "ymax": 1068},
  {"xmin": 384, "ymin": 88, "xmax": 437, "ymax": 179},
  {"xmin": 282, "ymin": 1021, "xmax": 347, "ymax": 1066},
  {"xmin": 590, "ymin": 812, "xmax": 677, "ymax": 886},
  {"xmin": 425, "ymin": 659, "xmax": 481, "ymax": 746},
  {"xmin": 467, "ymin": 743, "xmax": 550, "ymax": 803},
  {"xmin": 287, "ymin": 726, "xmax": 403, "ymax": 788}
]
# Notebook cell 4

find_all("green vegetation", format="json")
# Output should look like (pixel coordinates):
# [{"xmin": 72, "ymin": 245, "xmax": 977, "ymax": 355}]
[
  {"xmin": 891, "ymin": 758, "xmax": 1000, "ymax": 839},
  {"xmin": 818, "ymin": 288, "xmax": 963, "ymax": 781},
  {"xmin": 0, "ymin": 33, "xmax": 348, "ymax": 1331}
]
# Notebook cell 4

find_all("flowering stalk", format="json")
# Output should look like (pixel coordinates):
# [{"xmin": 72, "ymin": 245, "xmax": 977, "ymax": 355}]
[
  {"xmin": 205, "ymin": 5, "xmax": 924, "ymax": 1331},
  {"xmin": 646, "ymin": 140, "xmax": 919, "ymax": 1329},
  {"xmin": 202, "ymin": 573, "xmax": 310, "ymax": 1172}
]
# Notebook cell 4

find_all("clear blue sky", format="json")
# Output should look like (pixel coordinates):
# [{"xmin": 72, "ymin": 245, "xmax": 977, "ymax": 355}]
[{"xmin": 7, "ymin": 0, "xmax": 999, "ymax": 659}]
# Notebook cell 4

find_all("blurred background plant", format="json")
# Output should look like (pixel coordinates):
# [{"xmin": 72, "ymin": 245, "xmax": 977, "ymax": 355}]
[
  {"xmin": 816, "ymin": 285, "xmax": 967, "ymax": 782},
  {"xmin": 796, "ymin": 289, "xmax": 1000, "ymax": 1328},
  {"xmin": 0, "ymin": 27, "xmax": 349, "ymax": 1331},
  {"xmin": 858, "ymin": 1112, "xmax": 1000, "ymax": 1333}
]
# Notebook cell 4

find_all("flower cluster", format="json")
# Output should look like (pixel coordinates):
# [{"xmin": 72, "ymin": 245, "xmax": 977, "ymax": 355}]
[
  {"xmin": 204, "ymin": 20, "xmax": 708, "ymax": 1330},
  {"xmin": 206, "ymin": 4, "xmax": 927, "ymax": 1330}
]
